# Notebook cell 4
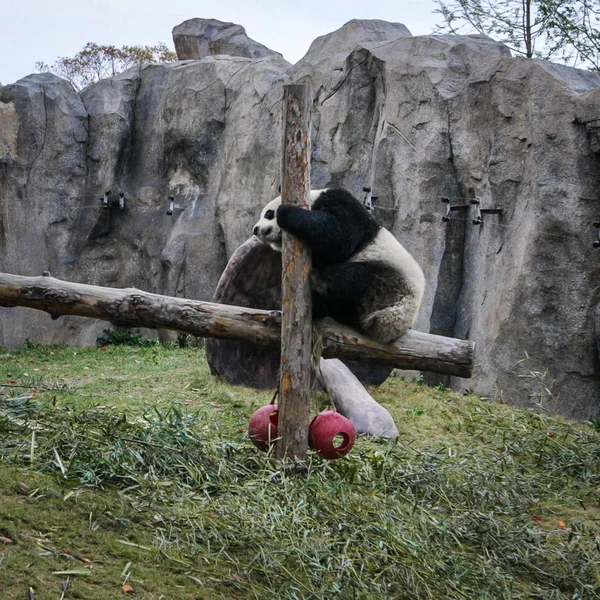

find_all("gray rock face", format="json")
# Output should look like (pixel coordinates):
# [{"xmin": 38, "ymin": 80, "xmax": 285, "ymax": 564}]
[
  {"xmin": 293, "ymin": 19, "xmax": 411, "ymax": 82},
  {"xmin": 1, "ymin": 18, "xmax": 600, "ymax": 419},
  {"xmin": 0, "ymin": 49, "xmax": 291, "ymax": 345},
  {"xmin": 172, "ymin": 18, "xmax": 281, "ymax": 60}
]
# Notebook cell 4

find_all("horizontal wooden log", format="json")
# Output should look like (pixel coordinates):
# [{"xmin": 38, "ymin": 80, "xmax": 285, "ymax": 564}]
[{"xmin": 0, "ymin": 272, "xmax": 475, "ymax": 378}]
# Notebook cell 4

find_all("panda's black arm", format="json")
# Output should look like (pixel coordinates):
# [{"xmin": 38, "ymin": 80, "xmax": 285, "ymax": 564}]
[
  {"xmin": 276, "ymin": 205, "xmax": 333, "ymax": 245},
  {"xmin": 276, "ymin": 205, "xmax": 355, "ymax": 263}
]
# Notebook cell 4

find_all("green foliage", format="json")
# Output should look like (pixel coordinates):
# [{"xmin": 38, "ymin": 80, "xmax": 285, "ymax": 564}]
[
  {"xmin": 434, "ymin": 381, "xmax": 452, "ymax": 392},
  {"xmin": 434, "ymin": 0, "xmax": 600, "ymax": 69},
  {"xmin": 35, "ymin": 41, "xmax": 177, "ymax": 90},
  {"xmin": 588, "ymin": 416, "xmax": 600, "ymax": 431},
  {"xmin": 24, "ymin": 338, "xmax": 45, "ymax": 351},
  {"xmin": 96, "ymin": 327, "xmax": 159, "ymax": 347},
  {"xmin": 176, "ymin": 332, "xmax": 204, "ymax": 349},
  {"xmin": 540, "ymin": 0, "xmax": 600, "ymax": 68}
]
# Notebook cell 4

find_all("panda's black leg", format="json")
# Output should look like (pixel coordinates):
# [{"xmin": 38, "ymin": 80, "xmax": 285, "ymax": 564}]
[
  {"xmin": 312, "ymin": 292, "xmax": 328, "ymax": 319},
  {"xmin": 312, "ymin": 262, "xmax": 374, "ymax": 327}
]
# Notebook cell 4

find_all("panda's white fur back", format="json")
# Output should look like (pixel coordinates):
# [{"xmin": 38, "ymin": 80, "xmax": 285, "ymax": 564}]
[{"xmin": 352, "ymin": 228, "xmax": 425, "ymax": 302}]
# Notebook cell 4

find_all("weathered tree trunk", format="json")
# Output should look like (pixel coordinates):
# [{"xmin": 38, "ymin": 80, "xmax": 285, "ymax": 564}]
[
  {"xmin": 276, "ymin": 84, "xmax": 314, "ymax": 462},
  {"xmin": 204, "ymin": 236, "xmax": 393, "ymax": 388},
  {"xmin": 0, "ymin": 271, "xmax": 475, "ymax": 377},
  {"xmin": 319, "ymin": 358, "xmax": 399, "ymax": 439},
  {"xmin": 204, "ymin": 237, "xmax": 284, "ymax": 388}
]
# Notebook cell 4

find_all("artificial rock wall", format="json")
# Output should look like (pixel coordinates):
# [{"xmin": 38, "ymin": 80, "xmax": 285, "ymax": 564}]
[{"xmin": 1, "ymin": 18, "xmax": 600, "ymax": 418}]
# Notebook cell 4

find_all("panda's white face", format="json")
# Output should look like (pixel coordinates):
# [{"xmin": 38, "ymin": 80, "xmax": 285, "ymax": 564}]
[
  {"xmin": 253, "ymin": 189, "xmax": 328, "ymax": 252},
  {"xmin": 253, "ymin": 196, "xmax": 283, "ymax": 251}
]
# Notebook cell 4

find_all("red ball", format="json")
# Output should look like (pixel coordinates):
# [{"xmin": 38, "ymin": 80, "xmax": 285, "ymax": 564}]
[
  {"xmin": 309, "ymin": 410, "xmax": 356, "ymax": 460},
  {"xmin": 248, "ymin": 405, "xmax": 279, "ymax": 451}
]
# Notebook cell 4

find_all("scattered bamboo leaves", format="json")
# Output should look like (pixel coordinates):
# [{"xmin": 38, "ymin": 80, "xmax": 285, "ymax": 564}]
[
  {"xmin": 0, "ymin": 344, "xmax": 599, "ymax": 599},
  {"xmin": 118, "ymin": 540, "xmax": 152, "ymax": 551}
]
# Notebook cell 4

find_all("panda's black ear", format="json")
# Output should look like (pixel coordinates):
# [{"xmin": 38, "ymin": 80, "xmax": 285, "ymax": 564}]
[{"xmin": 278, "ymin": 185, "xmax": 282, "ymax": 193}]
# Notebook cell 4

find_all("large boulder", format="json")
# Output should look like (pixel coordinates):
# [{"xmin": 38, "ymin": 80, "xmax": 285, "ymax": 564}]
[
  {"xmin": 446, "ymin": 58, "xmax": 600, "ymax": 418},
  {"xmin": 1, "ymin": 18, "xmax": 600, "ymax": 418},
  {"xmin": 0, "ymin": 45, "xmax": 291, "ymax": 346},
  {"xmin": 0, "ymin": 74, "xmax": 91, "ymax": 343},
  {"xmin": 172, "ymin": 18, "xmax": 282, "ymax": 61},
  {"xmin": 293, "ymin": 19, "xmax": 411, "ymax": 83}
]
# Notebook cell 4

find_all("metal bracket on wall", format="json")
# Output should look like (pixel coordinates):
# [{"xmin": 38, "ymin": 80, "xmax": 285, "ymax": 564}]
[
  {"xmin": 362, "ymin": 186, "xmax": 379, "ymax": 212},
  {"xmin": 101, "ymin": 190, "xmax": 112, "ymax": 210},
  {"xmin": 166, "ymin": 195, "xmax": 184, "ymax": 216},
  {"xmin": 470, "ymin": 199, "xmax": 504, "ymax": 226},
  {"xmin": 441, "ymin": 196, "xmax": 470, "ymax": 222},
  {"xmin": 593, "ymin": 222, "xmax": 600, "ymax": 248}
]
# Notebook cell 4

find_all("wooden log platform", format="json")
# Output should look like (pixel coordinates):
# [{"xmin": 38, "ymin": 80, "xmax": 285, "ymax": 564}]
[{"xmin": 0, "ymin": 271, "xmax": 476, "ymax": 378}]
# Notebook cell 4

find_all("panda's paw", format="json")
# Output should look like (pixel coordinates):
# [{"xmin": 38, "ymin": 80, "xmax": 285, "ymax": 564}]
[
  {"xmin": 276, "ymin": 204, "xmax": 315, "ymax": 241},
  {"xmin": 277, "ymin": 204, "xmax": 310, "ymax": 234},
  {"xmin": 275, "ymin": 204, "xmax": 294, "ymax": 225}
]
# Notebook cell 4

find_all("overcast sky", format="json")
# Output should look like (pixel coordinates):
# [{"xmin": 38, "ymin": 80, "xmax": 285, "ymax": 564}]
[{"xmin": 0, "ymin": 0, "xmax": 443, "ymax": 85}]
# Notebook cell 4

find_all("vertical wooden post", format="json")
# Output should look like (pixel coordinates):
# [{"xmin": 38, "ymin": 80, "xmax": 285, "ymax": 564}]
[{"xmin": 276, "ymin": 84, "xmax": 313, "ymax": 463}]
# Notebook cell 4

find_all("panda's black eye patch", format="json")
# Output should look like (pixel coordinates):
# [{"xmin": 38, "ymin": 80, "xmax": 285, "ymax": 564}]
[{"xmin": 265, "ymin": 209, "xmax": 275, "ymax": 220}]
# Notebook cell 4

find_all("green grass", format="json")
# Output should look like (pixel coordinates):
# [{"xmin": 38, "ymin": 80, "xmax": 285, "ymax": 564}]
[{"xmin": 1, "ymin": 343, "xmax": 599, "ymax": 599}]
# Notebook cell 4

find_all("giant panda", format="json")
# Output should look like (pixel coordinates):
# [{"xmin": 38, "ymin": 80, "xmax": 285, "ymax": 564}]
[{"xmin": 252, "ymin": 188, "xmax": 425, "ymax": 344}]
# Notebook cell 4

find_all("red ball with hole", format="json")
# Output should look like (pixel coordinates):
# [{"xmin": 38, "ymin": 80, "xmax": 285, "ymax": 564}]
[
  {"xmin": 309, "ymin": 410, "xmax": 356, "ymax": 459},
  {"xmin": 248, "ymin": 405, "xmax": 279, "ymax": 451}
]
